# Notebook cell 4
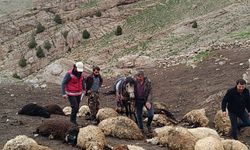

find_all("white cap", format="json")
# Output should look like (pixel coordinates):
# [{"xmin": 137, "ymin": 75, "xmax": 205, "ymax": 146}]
[{"xmin": 75, "ymin": 62, "xmax": 83, "ymax": 72}]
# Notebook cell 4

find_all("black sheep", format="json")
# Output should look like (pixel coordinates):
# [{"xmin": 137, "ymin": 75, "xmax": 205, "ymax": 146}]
[
  {"xmin": 44, "ymin": 104, "xmax": 65, "ymax": 116},
  {"xmin": 18, "ymin": 103, "xmax": 50, "ymax": 118}
]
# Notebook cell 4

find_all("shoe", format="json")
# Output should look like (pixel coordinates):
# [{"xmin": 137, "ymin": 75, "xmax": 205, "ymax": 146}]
[
  {"xmin": 147, "ymin": 126, "xmax": 153, "ymax": 133},
  {"xmin": 140, "ymin": 129, "xmax": 145, "ymax": 134}
]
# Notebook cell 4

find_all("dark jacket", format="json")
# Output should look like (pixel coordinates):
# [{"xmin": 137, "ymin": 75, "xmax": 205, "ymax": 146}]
[
  {"xmin": 221, "ymin": 87, "xmax": 250, "ymax": 114},
  {"xmin": 135, "ymin": 77, "xmax": 152, "ymax": 103},
  {"xmin": 85, "ymin": 74, "xmax": 103, "ymax": 92}
]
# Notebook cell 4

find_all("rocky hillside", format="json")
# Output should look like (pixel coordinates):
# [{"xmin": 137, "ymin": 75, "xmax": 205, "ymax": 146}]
[{"xmin": 1, "ymin": 0, "xmax": 250, "ymax": 85}]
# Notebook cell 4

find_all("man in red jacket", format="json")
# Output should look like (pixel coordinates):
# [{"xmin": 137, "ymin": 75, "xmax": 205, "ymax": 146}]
[{"xmin": 61, "ymin": 62, "xmax": 84, "ymax": 125}]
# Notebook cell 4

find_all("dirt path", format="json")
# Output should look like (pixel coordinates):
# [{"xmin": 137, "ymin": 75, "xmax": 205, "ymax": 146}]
[{"xmin": 1, "ymin": 47, "xmax": 250, "ymax": 149}]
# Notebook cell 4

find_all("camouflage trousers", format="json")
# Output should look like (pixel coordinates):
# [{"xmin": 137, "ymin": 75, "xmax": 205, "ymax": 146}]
[{"xmin": 87, "ymin": 92, "xmax": 100, "ymax": 118}]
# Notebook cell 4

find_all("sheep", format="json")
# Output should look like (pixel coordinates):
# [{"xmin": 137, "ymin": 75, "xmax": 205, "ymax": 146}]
[
  {"xmin": 144, "ymin": 114, "xmax": 176, "ymax": 127},
  {"xmin": 214, "ymin": 110, "xmax": 231, "ymax": 135},
  {"xmin": 18, "ymin": 103, "xmax": 50, "ymax": 118},
  {"xmin": 63, "ymin": 106, "xmax": 71, "ymax": 116},
  {"xmin": 98, "ymin": 116, "xmax": 143, "ymax": 140},
  {"xmin": 112, "ymin": 144, "xmax": 145, "ymax": 150},
  {"xmin": 222, "ymin": 139, "xmax": 249, "ymax": 150},
  {"xmin": 239, "ymin": 126, "xmax": 250, "ymax": 138},
  {"xmin": 146, "ymin": 125, "xmax": 174, "ymax": 145},
  {"xmin": 77, "ymin": 105, "xmax": 90, "ymax": 117},
  {"xmin": 34, "ymin": 119, "xmax": 78, "ymax": 145},
  {"xmin": 96, "ymin": 107, "xmax": 119, "ymax": 121},
  {"xmin": 127, "ymin": 145, "xmax": 145, "ymax": 150},
  {"xmin": 181, "ymin": 108, "xmax": 209, "ymax": 127},
  {"xmin": 187, "ymin": 127, "xmax": 220, "ymax": 140},
  {"xmin": 44, "ymin": 104, "xmax": 65, "ymax": 115},
  {"xmin": 195, "ymin": 136, "xmax": 224, "ymax": 150},
  {"xmin": 77, "ymin": 125, "xmax": 106, "ymax": 150},
  {"xmin": 3, "ymin": 135, "xmax": 52, "ymax": 150}
]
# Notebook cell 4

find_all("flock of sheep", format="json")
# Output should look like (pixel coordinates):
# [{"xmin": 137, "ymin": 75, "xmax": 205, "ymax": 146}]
[{"xmin": 2, "ymin": 101, "xmax": 250, "ymax": 150}]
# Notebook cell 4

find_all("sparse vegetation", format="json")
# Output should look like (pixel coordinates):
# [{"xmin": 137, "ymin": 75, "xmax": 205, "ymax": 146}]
[
  {"xmin": 36, "ymin": 46, "xmax": 45, "ymax": 58},
  {"xmin": 192, "ymin": 20, "xmax": 198, "ymax": 28},
  {"xmin": 44, "ymin": 41, "xmax": 52, "ymax": 51},
  {"xmin": 115, "ymin": 25, "xmax": 123, "ymax": 36},
  {"xmin": 54, "ymin": 14, "xmax": 62, "ymax": 24},
  {"xmin": 82, "ymin": 30, "xmax": 90, "ymax": 39},
  {"xmin": 18, "ymin": 57, "xmax": 27, "ymax": 67},
  {"xmin": 62, "ymin": 31, "xmax": 69, "ymax": 39},
  {"xmin": 95, "ymin": 10, "xmax": 102, "ymax": 17},
  {"xmin": 231, "ymin": 26, "xmax": 250, "ymax": 39},
  {"xmin": 79, "ymin": 0, "xmax": 100, "ymax": 9},
  {"xmin": 12, "ymin": 73, "xmax": 21, "ymax": 79},
  {"xmin": 36, "ymin": 22, "xmax": 45, "ymax": 34},
  {"xmin": 28, "ymin": 36, "xmax": 37, "ymax": 49},
  {"xmin": 192, "ymin": 50, "xmax": 209, "ymax": 62}
]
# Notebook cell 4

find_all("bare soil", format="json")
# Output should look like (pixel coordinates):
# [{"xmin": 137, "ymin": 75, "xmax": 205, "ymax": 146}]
[{"xmin": 1, "ymin": 47, "xmax": 250, "ymax": 149}]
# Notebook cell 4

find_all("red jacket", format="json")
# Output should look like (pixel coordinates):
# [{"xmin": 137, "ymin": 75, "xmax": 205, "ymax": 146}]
[{"xmin": 65, "ymin": 70, "xmax": 84, "ymax": 96}]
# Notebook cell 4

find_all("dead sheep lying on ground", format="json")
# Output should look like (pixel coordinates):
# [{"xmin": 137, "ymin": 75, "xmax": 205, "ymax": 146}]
[
  {"xmin": 113, "ymin": 144, "xmax": 145, "ymax": 150},
  {"xmin": 3, "ymin": 135, "xmax": 52, "ymax": 150},
  {"xmin": 214, "ymin": 110, "xmax": 231, "ymax": 136},
  {"xmin": 96, "ymin": 107, "xmax": 119, "ymax": 122},
  {"xmin": 44, "ymin": 104, "xmax": 65, "ymax": 116},
  {"xmin": 77, "ymin": 105, "xmax": 90, "ymax": 117},
  {"xmin": 18, "ymin": 103, "xmax": 50, "ymax": 118},
  {"xmin": 181, "ymin": 108, "xmax": 209, "ymax": 127},
  {"xmin": 34, "ymin": 119, "xmax": 79, "ymax": 145}
]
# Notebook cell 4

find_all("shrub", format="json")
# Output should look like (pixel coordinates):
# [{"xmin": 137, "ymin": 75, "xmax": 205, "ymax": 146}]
[
  {"xmin": 95, "ymin": 10, "xmax": 102, "ymax": 17},
  {"xmin": 62, "ymin": 30, "xmax": 69, "ymax": 39},
  {"xmin": 192, "ymin": 21, "xmax": 198, "ymax": 28},
  {"xmin": 82, "ymin": 29, "xmax": 90, "ymax": 39},
  {"xmin": 28, "ymin": 36, "xmax": 37, "ymax": 49},
  {"xmin": 18, "ymin": 57, "xmax": 27, "ymax": 67},
  {"xmin": 36, "ymin": 46, "xmax": 45, "ymax": 58},
  {"xmin": 12, "ymin": 73, "xmax": 21, "ymax": 79},
  {"xmin": 54, "ymin": 14, "xmax": 62, "ymax": 24},
  {"xmin": 44, "ymin": 41, "xmax": 52, "ymax": 50},
  {"xmin": 115, "ymin": 25, "xmax": 122, "ymax": 36},
  {"xmin": 36, "ymin": 22, "xmax": 45, "ymax": 34}
]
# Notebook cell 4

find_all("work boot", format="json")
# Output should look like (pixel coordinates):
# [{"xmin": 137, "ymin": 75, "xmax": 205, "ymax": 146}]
[{"xmin": 140, "ymin": 128, "xmax": 145, "ymax": 134}]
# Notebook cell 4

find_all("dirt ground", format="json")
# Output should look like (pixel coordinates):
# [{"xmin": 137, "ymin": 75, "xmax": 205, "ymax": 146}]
[{"xmin": 1, "ymin": 47, "xmax": 250, "ymax": 149}]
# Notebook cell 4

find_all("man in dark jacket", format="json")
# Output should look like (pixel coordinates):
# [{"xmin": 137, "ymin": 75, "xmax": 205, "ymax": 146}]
[
  {"xmin": 134, "ymin": 70, "xmax": 154, "ymax": 134},
  {"xmin": 221, "ymin": 79, "xmax": 250, "ymax": 140},
  {"xmin": 61, "ymin": 62, "xmax": 84, "ymax": 125},
  {"xmin": 85, "ymin": 66, "xmax": 103, "ymax": 121}
]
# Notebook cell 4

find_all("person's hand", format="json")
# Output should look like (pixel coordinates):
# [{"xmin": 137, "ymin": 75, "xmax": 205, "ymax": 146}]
[
  {"xmin": 145, "ymin": 102, "xmax": 151, "ymax": 110},
  {"xmin": 63, "ymin": 94, "xmax": 68, "ymax": 99},
  {"xmin": 222, "ymin": 111, "xmax": 227, "ymax": 117},
  {"xmin": 248, "ymin": 112, "xmax": 250, "ymax": 117}
]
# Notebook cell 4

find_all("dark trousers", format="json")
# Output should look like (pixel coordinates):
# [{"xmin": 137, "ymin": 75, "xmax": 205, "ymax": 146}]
[
  {"xmin": 135, "ymin": 99, "xmax": 154, "ymax": 129},
  {"xmin": 228, "ymin": 111, "xmax": 250, "ymax": 139},
  {"xmin": 68, "ymin": 95, "xmax": 81, "ymax": 124}
]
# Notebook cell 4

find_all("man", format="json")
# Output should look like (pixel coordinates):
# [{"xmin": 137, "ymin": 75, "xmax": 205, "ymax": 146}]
[
  {"xmin": 61, "ymin": 62, "xmax": 84, "ymax": 125},
  {"xmin": 85, "ymin": 66, "xmax": 103, "ymax": 121},
  {"xmin": 221, "ymin": 79, "xmax": 250, "ymax": 140},
  {"xmin": 134, "ymin": 70, "xmax": 154, "ymax": 133}
]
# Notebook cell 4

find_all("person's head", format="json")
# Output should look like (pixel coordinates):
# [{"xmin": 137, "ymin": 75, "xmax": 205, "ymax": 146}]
[
  {"xmin": 93, "ymin": 66, "xmax": 100, "ymax": 77},
  {"xmin": 236, "ymin": 79, "xmax": 246, "ymax": 93},
  {"xmin": 135, "ymin": 70, "xmax": 145, "ymax": 82},
  {"xmin": 74, "ymin": 62, "xmax": 84, "ymax": 73}
]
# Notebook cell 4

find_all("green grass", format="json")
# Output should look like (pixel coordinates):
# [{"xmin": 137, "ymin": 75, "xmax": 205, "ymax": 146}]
[
  {"xmin": 79, "ymin": 0, "xmax": 100, "ymax": 9},
  {"xmin": 230, "ymin": 26, "xmax": 250, "ymax": 39},
  {"xmin": 192, "ymin": 50, "xmax": 209, "ymax": 62}
]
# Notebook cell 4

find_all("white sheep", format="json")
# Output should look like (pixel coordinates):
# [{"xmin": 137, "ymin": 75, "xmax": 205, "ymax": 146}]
[
  {"xmin": 62, "ymin": 106, "xmax": 71, "ymax": 116},
  {"xmin": 98, "ymin": 116, "xmax": 143, "ymax": 140},
  {"xmin": 3, "ymin": 135, "xmax": 52, "ymax": 150},
  {"xmin": 77, "ymin": 105, "xmax": 90, "ymax": 117},
  {"xmin": 188, "ymin": 127, "xmax": 220, "ymax": 140},
  {"xmin": 144, "ymin": 114, "xmax": 175, "ymax": 127},
  {"xmin": 77, "ymin": 125, "xmax": 106, "ymax": 150},
  {"xmin": 195, "ymin": 136, "xmax": 224, "ymax": 150},
  {"xmin": 222, "ymin": 139, "xmax": 248, "ymax": 150},
  {"xmin": 182, "ymin": 108, "xmax": 209, "ymax": 127},
  {"xmin": 96, "ymin": 107, "xmax": 119, "ymax": 121},
  {"xmin": 214, "ymin": 110, "xmax": 231, "ymax": 135}
]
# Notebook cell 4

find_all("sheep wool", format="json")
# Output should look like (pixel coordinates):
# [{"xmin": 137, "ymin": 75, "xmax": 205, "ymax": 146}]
[
  {"xmin": 98, "ymin": 116, "xmax": 143, "ymax": 140},
  {"xmin": 96, "ymin": 107, "xmax": 119, "ymax": 121},
  {"xmin": 77, "ymin": 105, "xmax": 90, "ymax": 117},
  {"xmin": 144, "ymin": 114, "xmax": 175, "ymax": 127},
  {"xmin": 214, "ymin": 110, "xmax": 231, "ymax": 135},
  {"xmin": 222, "ymin": 139, "xmax": 248, "ymax": 150},
  {"xmin": 195, "ymin": 136, "xmax": 224, "ymax": 150},
  {"xmin": 3, "ymin": 135, "xmax": 52, "ymax": 150},
  {"xmin": 63, "ymin": 106, "xmax": 71, "ymax": 116},
  {"xmin": 188, "ymin": 127, "xmax": 220, "ymax": 140},
  {"xmin": 182, "ymin": 108, "xmax": 209, "ymax": 127},
  {"xmin": 77, "ymin": 125, "xmax": 107, "ymax": 150}
]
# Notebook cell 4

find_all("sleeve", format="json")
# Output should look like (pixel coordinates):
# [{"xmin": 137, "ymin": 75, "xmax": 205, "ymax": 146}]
[
  {"xmin": 146, "ymin": 80, "xmax": 153, "ymax": 103},
  {"xmin": 61, "ymin": 73, "xmax": 71, "ymax": 95},
  {"xmin": 245, "ymin": 89, "xmax": 250, "ymax": 112},
  {"xmin": 221, "ymin": 89, "xmax": 230, "ymax": 112}
]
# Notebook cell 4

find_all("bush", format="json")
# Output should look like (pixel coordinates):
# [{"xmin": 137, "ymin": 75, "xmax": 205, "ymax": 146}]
[
  {"xmin": 28, "ymin": 36, "xmax": 37, "ymax": 49},
  {"xmin": 54, "ymin": 14, "xmax": 62, "ymax": 24},
  {"xmin": 82, "ymin": 29, "xmax": 90, "ymax": 39},
  {"xmin": 36, "ymin": 22, "xmax": 45, "ymax": 34},
  {"xmin": 18, "ymin": 57, "xmax": 27, "ymax": 67},
  {"xmin": 192, "ymin": 21, "xmax": 198, "ymax": 28},
  {"xmin": 12, "ymin": 73, "xmax": 21, "ymax": 79},
  {"xmin": 44, "ymin": 41, "xmax": 52, "ymax": 50},
  {"xmin": 95, "ymin": 10, "xmax": 102, "ymax": 17},
  {"xmin": 115, "ymin": 25, "xmax": 122, "ymax": 36},
  {"xmin": 36, "ymin": 46, "xmax": 45, "ymax": 58},
  {"xmin": 62, "ymin": 30, "xmax": 69, "ymax": 39}
]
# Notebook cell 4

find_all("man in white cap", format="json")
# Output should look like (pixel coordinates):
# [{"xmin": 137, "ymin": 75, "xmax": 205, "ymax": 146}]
[{"xmin": 61, "ymin": 61, "xmax": 85, "ymax": 125}]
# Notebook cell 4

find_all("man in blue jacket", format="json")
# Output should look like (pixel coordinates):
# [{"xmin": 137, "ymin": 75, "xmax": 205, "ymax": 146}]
[{"xmin": 221, "ymin": 79, "xmax": 250, "ymax": 140}]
